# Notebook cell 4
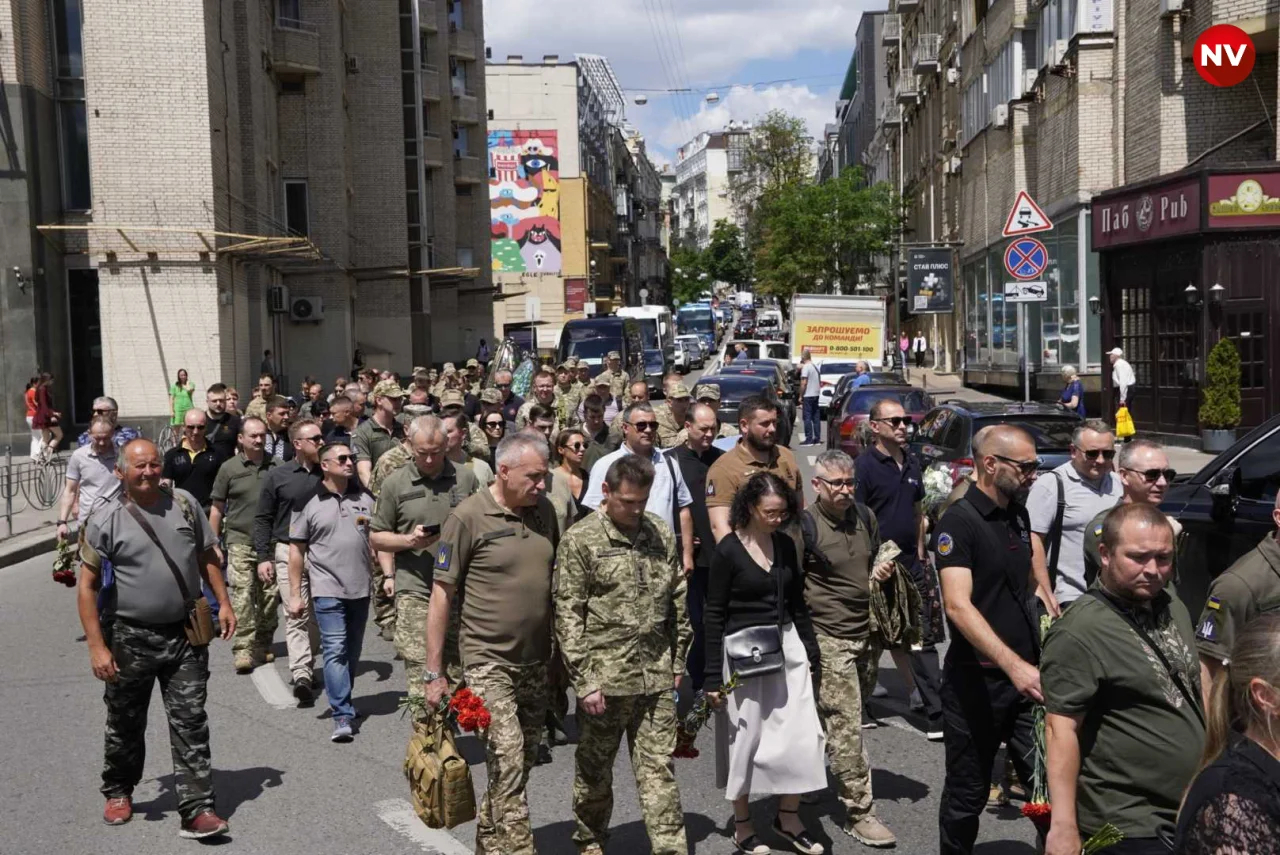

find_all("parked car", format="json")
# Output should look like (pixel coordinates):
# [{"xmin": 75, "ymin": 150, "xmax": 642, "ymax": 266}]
[
  {"xmin": 675, "ymin": 334, "xmax": 706, "ymax": 368},
  {"xmin": 672, "ymin": 341, "xmax": 690, "ymax": 374},
  {"xmin": 825, "ymin": 370, "xmax": 910, "ymax": 425},
  {"xmin": 907, "ymin": 402, "xmax": 1082, "ymax": 484},
  {"xmin": 1161, "ymin": 413, "xmax": 1280, "ymax": 620},
  {"xmin": 715, "ymin": 359, "xmax": 797, "ymax": 402},
  {"xmin": 696, "ymin": 374, "xmax": 795, "ymax": 448},
  {"xmin": 813, "ymin": 360, "xmax": 861, "ymax": 413},
  {"xmin": 827, "ymin": 386, "xmax": 934, "ymax": 455}
]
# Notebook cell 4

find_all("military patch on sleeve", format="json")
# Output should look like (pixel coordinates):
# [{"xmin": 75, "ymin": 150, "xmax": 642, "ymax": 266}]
[
  {"xmin": 434, "ymin": 542, "xmax": 452, "ymax": 571},
  {"xmin": 1093, "ymin": 524, "xmax": 1104, "ymax": 537},
  {"xmin": 1207, "ymin": 596, "xmax": 1221, "ymax": 610},
  {"xmin": 706, "ymin": 481, "xmax": 716, "ymax": 497},
  {"xmin": 1197, "ymin": 614, "xmax": 1217, "ymax": 642},
  {"xmin": 937, "ymin": 532, "xmax": 954, "ymax": 557}
]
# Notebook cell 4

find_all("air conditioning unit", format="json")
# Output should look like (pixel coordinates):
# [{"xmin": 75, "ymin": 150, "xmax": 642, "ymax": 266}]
[
  {"xmin": 345, "ymin": 54, "xmax": 360, "ymax": 74},
  {"xmin": 991, "ymin": 104, "xmax": 1009, "ymax": 128},
  {"xmin": 1159, "ymin": 0, "xmax": 1185, "ymax": 16},
  {"xmin": 945, "ymin": 155, "xmax": 963, "ymax": 175},
  {"xmin": 945, "ymin": 67, "xmax": 959, "ymax": 85},
  {"xmin": 290, "ymin": 296, "xmax": 324, "ymax": 322},
  {"xmin": 1050, "ymin": 39, "xmax": 1069, "ymax": 68},
  {"xmin": 1023, "ymin": 69, "xmax": 1039, "ymax": 92},
  {"xmin": 268, "ymin": 285, "xmax": 290, "ymax": 314}
]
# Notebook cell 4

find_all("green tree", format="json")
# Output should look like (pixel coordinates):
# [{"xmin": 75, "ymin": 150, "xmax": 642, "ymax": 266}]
[
  {"xmin": 1199, "ymin": 336, "xmax": 1242, "ymax": 429},
  {"xmin": 704, "ymin": 220, "xmax": 751, "ymax": 289},
  {"xmin": 729, "ymin": 110, "xmax": 814, "ymax": 235},
  {"xmin": 753, "ymin": 166, "xmax": 899, "ymax": 309},
  {"xmin": 668, "ymin": 246, "xmax": 709, "ymax": 306}
]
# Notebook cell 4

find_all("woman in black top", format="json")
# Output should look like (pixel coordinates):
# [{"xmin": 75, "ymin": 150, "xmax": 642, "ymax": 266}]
[
  {"xmin": 1175, "ymin": 613, "xmax": 1280, "ymax": 853},
  {"xmin": 705, "ymin": 472, "xmax": 826, "ymax": 855},
  {"xmin": 480, "ymin": 412, "xmax": 506, "ymax": 470}
]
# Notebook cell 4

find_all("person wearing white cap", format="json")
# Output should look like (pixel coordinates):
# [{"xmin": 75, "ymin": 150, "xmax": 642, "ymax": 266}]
[{"xmin": 1108, "ymin": 347, "xmax": 1135, "ymax": 408}]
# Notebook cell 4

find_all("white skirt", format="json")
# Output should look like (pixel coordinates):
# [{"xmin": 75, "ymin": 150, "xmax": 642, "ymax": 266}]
[{"xmin": 715, "ymin": 622, "xmax": 828, "ymax": 799}]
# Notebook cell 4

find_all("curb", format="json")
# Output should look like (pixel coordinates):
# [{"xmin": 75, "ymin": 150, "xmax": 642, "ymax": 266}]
[{"xmin": 0, "ymin": 529, "xmax": 57, "ymax": 569}]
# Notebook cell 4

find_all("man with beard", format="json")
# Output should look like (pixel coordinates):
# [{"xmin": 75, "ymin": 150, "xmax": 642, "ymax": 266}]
[
  {"xmin": 244, "ymin": 374, "xmax": 277, "ymax": 422},
  {"xmin": 705, "ymin": 395, "xmax": 804, "ymax": 543},
  {"xmin": 933, "ymin": 425, "xmax": 1042, "ymax": 854},
  {"xmin": 653, "ymin": 383, "xmax": 691, "ymax": 450},
  {"xmin": 203, "ymin": 384, "xmax": 240, "ymax": 462}
]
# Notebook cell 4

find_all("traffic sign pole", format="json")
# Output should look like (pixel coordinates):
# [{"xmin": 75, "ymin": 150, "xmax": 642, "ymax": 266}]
[{"xmin": 1021, "ymin": 303, "xmax": 1030, "ymax": 403}]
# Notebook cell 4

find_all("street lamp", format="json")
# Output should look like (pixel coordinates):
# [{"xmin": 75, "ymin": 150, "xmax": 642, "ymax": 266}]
[
  {"xmin": 1185, "ymin": 283, "xmax": 1202, "ymax": 307},
  {"xmin": 1088, "ymin": 295, "xmax": 1102, "ymax": 316},
  {"xmin": 1208, "ymin": 283, "xmax": 1226, "ymax": 304}
]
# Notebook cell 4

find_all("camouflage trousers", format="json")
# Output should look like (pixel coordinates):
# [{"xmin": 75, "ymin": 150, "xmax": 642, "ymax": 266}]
[
  {"xmin": 573, "ymin": 691, "xmax": 687, "ymax": 855},
  {"xmin": 814, "ymin": 633, "xmax": 881, "ymax": 821},
  {"xmin": 466, "ymin": 661, "xmax": 549, "ymax": 855},
  {"xmin": 394, "ymin": 591, "xmax": 462, "ymax": 721},
  {"xmin": 228, "ymin": 543, "xmax": 278, "ymax": 654},
  {"xmin": 101, "ymin": 618, "xmax": 216, "ymax": 822},
  {"xmin": 371, "ymin": 569, "xmax": 397, "ymax": 634}
]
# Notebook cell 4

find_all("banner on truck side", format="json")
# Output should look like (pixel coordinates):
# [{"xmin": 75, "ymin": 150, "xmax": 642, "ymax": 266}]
[
  {"xmin": 793, "ymin": 319, "xmax": 884, "ymax": 361},
  {"xmin": 906, "ymin": 248, "xmax": 955, "ymax": 313}
]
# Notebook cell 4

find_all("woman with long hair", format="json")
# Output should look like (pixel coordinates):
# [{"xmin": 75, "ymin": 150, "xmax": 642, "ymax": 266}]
[
  {"xmin": 23, "ymin": 376, "xmax": 43, "ymax": 459},
  {"xmin": 30, "ymin": 372, "xmax": 62, "ymax": 462},
  {"xmin": 552, "ymin": 427, "xmax": 589, "ymax": 519},
  {"xmin": 705, "ymin": 471, "xmax": 826, "ymax": 855},
  {"xmin": 169, "ymin": 368, "xmax": 195, "ymax": 426},
  {"xmin": 1175, "ymin": 613, "xmax": 1280, "ymax": 853},
  {"xmin": 480, "ymin": 412, "xmax": 506, "ymax": 470}
]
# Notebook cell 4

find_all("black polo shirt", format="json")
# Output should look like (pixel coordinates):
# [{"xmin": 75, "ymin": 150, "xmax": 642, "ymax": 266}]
[
  {"xmin": 854, "ymin": 445, "xmax": 923, "ymax": 556},
  {"xmin": 161, "ymin": 444, "xmax": 223, "ymax": 507},
  {"xmin": 667, "ymin": 444, "xmax": 723, "ymax": 568},
  {"xmin": 934, "ymin": 483, "xmax": 1038, "ymax": 668},
  {"xmin": 205, "ymin": 411, "xmax": 241, "ymax": 463},
  {"xmin": 501, "ymin": 393, "xmax": 524, "ymax": 425}
]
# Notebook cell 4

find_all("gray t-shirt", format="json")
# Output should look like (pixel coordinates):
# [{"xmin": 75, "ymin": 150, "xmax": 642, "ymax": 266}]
[
  {"xmin": 289, "ymin": 481, "xmax": 376, "ymax": 599},
  {"xmin": 66, "ymin": 444, "xmax": 122, "ymax": 523},
  {"xmin": 1026, "ymin": 462, "xmax": 1124, "ymax": 604},
  {"xmin": 80, "ymin": 488, "xmax": 217, "ymax": 624},
  {"xmin": 801, "ymin": 361, "xmax": 821, "ymax": 398}
]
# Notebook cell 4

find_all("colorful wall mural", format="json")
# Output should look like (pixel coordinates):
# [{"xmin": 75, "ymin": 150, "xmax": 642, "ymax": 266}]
[{"xmin": 489, "ymin": 129, "xmax": 562, "ymax": 274}]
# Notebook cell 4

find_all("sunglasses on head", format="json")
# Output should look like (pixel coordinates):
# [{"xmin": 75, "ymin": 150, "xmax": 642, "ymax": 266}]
[
  {"xmin": 873, "ymin": 416, "xmax": 911, "ymax": 428},
  {"xmin": 629, "ymin": 421, "xmax": 659, "ymax": 432},
  {"xmin": 1080, "ymin": 448, "xmax": 1117, "ymax": 461},
  {"xmin": 1122, "ymin": 466, "xmax": 1176, "ymax": 483}
]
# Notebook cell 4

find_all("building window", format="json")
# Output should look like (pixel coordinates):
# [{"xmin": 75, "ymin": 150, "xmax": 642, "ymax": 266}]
[
  {"xmin": 277, "ymin": 0, "xmax": 303, "ymax": 27},
  {"xmin": 448, "ymin": 0, "xmax": 463, "ymax": 30},
  {"xmin": 1039, "ymin": 217, "xmax": 1081, "ymax": 368},
  {"xmin": 453, "ymin": 125, "xmax": 469, "ymax": 158},
  {"xmin": 283, "ymin": 179, "xmax": 310, "ymax": 236},
  {"xmin": 457, "ymin": 247, "xmax": 474, "ymax": 267},
  {"xmin": 52, "ymin": 0, "xmax": 90, "ymax": 211}
]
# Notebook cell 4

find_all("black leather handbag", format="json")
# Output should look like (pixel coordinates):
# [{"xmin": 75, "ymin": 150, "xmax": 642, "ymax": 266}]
[{"xmin": 723, "ymin": 556, "xmax": 785, "ymax": 679}]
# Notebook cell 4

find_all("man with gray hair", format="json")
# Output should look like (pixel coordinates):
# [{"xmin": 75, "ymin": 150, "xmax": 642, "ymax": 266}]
[
  {"xmin": 76, "ymin": 396, "xmax": 144, "ymax": 450},
  {"xmin": 800, "ymin": 449, "xmax": 898, "ymax": 846},
  {"xmin": 1081, "ymin": 439, "xmax": 1179, "ymax": 586},
  {"xmin": 370, "ymin": 416, "xmax": 479, "ymax": 721},
  {"xmin": 851, "ymin": 361, "xmax": 873, "ymax": 389},
  {"xmin": 1026, "ymin": 418, "xmax": 1123, "ymax": 616},
  {"xmin": 425, "ymin": 432, "xmax": 560, "ymax": 854},
  {"xmin": 581, "ymin": 401, "xmax": 695, "ymax": 576}
]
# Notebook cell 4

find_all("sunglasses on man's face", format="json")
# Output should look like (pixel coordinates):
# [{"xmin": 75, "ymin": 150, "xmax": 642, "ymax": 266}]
[
  {"xmin": 1121, "ymin": 466, "xmax": 1177, "ymax": 484},
  {"xmin": 992, "ymin": 454, "xmax": 1041, "ymax": 476},
  {"xmin": 629, "ymin": 421, "xmax": 659, "ymax": 432},
  {"xmin": 1079, "ymin": 448, "xmax": 1117, "ymax": 461},
  {"xmin": 93, "ymin": 408, "xmax": 116, "ymax": 416},
  {"xmin": 872, "ymin": 416, "xmax": 911, "ymax": 428},
  {"xmin": 327, "ymin": 454, "xmax": 354, "ymax": 465},
  {"xmin": 184, "ymin": 424, "xmax": 207, "ymax": 431}
]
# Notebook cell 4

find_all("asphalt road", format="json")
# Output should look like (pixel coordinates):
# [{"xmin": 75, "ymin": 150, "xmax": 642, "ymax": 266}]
[{"xmin": 2, "ymin": 377, "xmax": 1040, "ymax": 855}]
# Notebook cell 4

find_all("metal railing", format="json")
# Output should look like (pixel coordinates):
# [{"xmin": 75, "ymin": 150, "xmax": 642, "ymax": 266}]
[
  {"xmin": 276, "ymin": 16, "xmax": 319, "ymax": 33},
  {"xmin": 0, "ymin": 448, "xmax": 66, "ymax": 537},
  {"xmin": 882, "ymin": 15, "xmax": 900, "ymax": 45},
  {"xmin": 913, "ymin": 34, "xmax": 941, "ymax": 71}
]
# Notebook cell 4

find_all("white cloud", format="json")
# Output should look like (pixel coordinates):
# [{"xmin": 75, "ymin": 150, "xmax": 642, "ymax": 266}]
[{"xmin": 649, "ymin": 83, "xmax": 840, "ymax": 158}]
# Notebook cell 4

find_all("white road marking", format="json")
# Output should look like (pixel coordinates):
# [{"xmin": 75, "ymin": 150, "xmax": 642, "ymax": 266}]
[
  {"xmin": 375, "ymin": 798, "xmax": 473, "ymax": 854},
  {"xmin": 250, "ymin": 662, "xmax": 298, "ymax": 710}
]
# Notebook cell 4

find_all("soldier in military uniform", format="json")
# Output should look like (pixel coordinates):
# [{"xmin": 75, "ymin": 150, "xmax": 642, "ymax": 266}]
[
  {"xmin": 554, "ymin": 362, "xmax": 583, "ymax": 428},
  {"xmin": 465, "ymin": 358, "xmax": 483, "ymax": 395},
  {"xmin": 653, "ymin": 383, "xmax": 691, "ymax": 450},
  {"xmin": 371, "ymin": 416, "xmax": 479, "ymax": 719},
  {"xmin": 77, "ymin": 439, "xmax": 234, "ymax": 838},
  {"xmin": 674, "ymin": 384, "xmax": 740, "ymax": 445},
  {"xmin": 515, "ymin": 370, "xmax": 560, "ymax": 431},
  {"xmin": 209, "ymin": 417, "xmax": 279, "ymax": 674},
  {"xmin": 555, "ymin": 454, "xmax": 691, "ymax": 855},
  {"xmin": 575, "ymin": 362, "xmax": 592, "ymax": 393},
  {"xmin": 430, "ymin": 363, "xmax": 458, "ymax": 398},
  {"xmin": 354, "ymin": 379, "xmax": 407, "ymax": 641},
  {"xmin": 593, "ymin": 350, "xmax": 629, "ymax": 405}
]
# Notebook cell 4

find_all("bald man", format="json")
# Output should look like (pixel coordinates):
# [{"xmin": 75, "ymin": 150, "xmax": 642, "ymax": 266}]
[{"xmin": 933, "ymin": 425, "xmax": 1043, "ymax": 853}]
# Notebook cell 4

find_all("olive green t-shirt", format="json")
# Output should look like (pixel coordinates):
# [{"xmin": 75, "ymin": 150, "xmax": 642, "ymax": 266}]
[
  {"xmin": 371, "ymin": 460, "xmax": 479, "ymax": 597},
  {"xmin": 1082, "ymin": 506, "xmax": 1183, "ymax": 591},
  {"xmin": 802, "ymin": 502, "xmax": 879, "ymax": 640},
  {"xmin": 1041, "ymin": 584, "xmax": 1205, "ymax": 840},
  {"xmin": 352, "ymin": 417, "xmax": 404, "ymax": 468},
  {"xmin": 1195, "ymin": 531, "xmax": 1280, "ymax": 664},
  {"xmin": 210, "ymin": 454, "xmax": 279, "ymax": 544}
]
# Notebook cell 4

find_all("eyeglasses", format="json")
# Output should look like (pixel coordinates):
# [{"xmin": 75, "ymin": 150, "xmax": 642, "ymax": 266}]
[
  {"xmin": 183, "ymin": 424, "xmax": 206, "ymax": 431},
  {"xmin": 297, "ymin": 434, "xmax": 323, "ymax": 444},
  {"xmin": 872, "ymin": 416, "xmax": 911, "ymax": 428},
  {"xmin": 629, "ymin": 421, "xmax": 659, "ymax": 432},
  {"xmin": 816, "ymin": 476, "xmax": 856, "ymax": 490},
  {"xmin": 495, "ymin": 383, "xmax": 512, "ymax": 390},
  {"xmin": 484, "ymin": 421, "xmax": 505, "ymax": 429},
  {"xmin": 758, "ymin": 508, "xmax": 789, "ymax": 522},
  {"xmin": 563, "ymin": 442, "xmax": 586, "ymax": 452},
  {"xmin": 992, "ymin": 454, "xmax": 1041, "ymax": 476},
  {"xmin": 1121, "ymin": 466, "xmax": 1177, "ymax": 484},
  {"xmin": 92, "ymin": 408, "xmax": 116, "ymax": 415},
  {"xmin": 1079, "ymin": 448, "xmax": 1117, "ymax": 461},
  {"xmin": 327, "ymin": 454, "xmax": 354, "ymax": 464}
]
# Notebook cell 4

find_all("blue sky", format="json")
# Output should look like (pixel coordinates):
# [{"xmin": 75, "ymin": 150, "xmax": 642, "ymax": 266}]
[{"xmin": 482, "ymin": 0, "xmax": 881, "ymax": 166}]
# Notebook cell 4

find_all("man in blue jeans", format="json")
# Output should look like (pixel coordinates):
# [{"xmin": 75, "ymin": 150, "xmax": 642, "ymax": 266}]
[
  {"xmin": 799, "ymin": 349, "xmax": 822, "ymax": 445},
  {"xmin": 287, "ymin": 440, "xmax": 376, "ymax": 742}
]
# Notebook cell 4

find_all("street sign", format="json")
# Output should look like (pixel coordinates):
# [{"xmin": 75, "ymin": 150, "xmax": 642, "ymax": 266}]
[
  {"xmin": 906, "ymin": 248, "xmax": 954, "ymax": 313},
  {"xmin": 1004, "ymin": 237, "xmax": 1049, "ymax": 281},
  {"xmin": 1002, "ymin": 190, "xmax": 1054, "ymax": 237},
  {"xmin": 639, "ymin": 287, "xmax": 649, "ymax": 303},
  {"xmin": 1004, "ymin": 280, "xmax": 1048, "ymax": 303}
]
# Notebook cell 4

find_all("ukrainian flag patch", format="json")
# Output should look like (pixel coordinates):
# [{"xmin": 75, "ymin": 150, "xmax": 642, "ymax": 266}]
[{"xmin": 435, "ymin": 542, "xmax": 452, "ymax": 571}]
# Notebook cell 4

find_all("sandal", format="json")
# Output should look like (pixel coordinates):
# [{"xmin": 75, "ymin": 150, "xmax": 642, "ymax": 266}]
[
  {"xmin": 773, "ymin": 808, "xmax": 825, "ymax": 855},
  {"xmin": 733, "ymin": 815, "xmax": 770, "ymax": 854}
]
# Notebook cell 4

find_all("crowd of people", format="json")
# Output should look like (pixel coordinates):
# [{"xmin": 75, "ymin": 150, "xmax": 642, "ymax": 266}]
[{"xmin": 52, "ymin": 352, "xmax": 1280, "ymax": 852}]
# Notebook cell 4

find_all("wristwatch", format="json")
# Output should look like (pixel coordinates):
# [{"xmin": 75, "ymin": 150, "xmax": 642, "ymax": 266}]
[{"xmin": 423, "ymin": 670, "xmax": 442, "ymax": 682}]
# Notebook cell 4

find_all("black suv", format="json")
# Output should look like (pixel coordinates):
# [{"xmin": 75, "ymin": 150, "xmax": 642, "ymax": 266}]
[
  {"xmin": 909, "ymin": 401, "xmax": 1083, "ymax": 483},
  {"xmin": 1161, "ymin": 414, "xmax": 1280, "ymax": 619}
]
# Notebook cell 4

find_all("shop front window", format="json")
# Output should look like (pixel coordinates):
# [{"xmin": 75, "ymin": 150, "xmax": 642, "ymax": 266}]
[
  {"xmin": 1084, "ymin": 211, "xmax": 1101, "ymax": 367},
  {"xmin": 1039, "ymin": 218, "xmax": 1081, "ymax": 368}
]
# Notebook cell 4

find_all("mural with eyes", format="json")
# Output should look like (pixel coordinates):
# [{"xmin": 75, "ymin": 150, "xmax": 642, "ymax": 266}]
[{"xmin": 489, "ymin": 130, "xmax": 561, "ymax": 274}]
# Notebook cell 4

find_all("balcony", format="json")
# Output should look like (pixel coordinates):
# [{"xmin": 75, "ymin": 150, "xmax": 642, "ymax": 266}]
[
  {"xmin": 912, "ymin": 34, "xmax": 941, "ymax": 73},
  {"xmin": 448, "ymin": 26, "xmax": 477, "ymax": 61},
  {"xmin": 271, "ymin": 20, "xmax": 321, "ymax": 76},
  {"xmin": 882, "ymin": 102, "xmax": 901, "ymax": 127},
  {"xmin": 453, "ymin": 91, "xmax": 479, "ymax": 125},
  {"xmin": 897, "ymin": 0, "xmax": 919, "ymax": 11},
  {"xmin": 453, "ymin": 153, "xmax": 485, "ymax": 185},
  {"xmin": 421, "ymin": 65, "xmax": 441, "ymax": 99},
  {"xmin": 418, "ymin": 0, "xmax": 438, "ymax": 30},
  {"xmin": 895, "ymin": 76, "xmax": 920, "ymax": 105},
  {"xmin": 882, "ymin": 15, "xmax": 900, "ymax": 47},
  {"xmin": 422, "ymin": 134, "xmax": 444, "ymax": 167}
]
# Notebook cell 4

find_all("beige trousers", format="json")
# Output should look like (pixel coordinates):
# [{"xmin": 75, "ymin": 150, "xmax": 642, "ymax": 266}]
[{"xmin": 273, "ymin": 542, "xmax": 319, "ymax": 681}]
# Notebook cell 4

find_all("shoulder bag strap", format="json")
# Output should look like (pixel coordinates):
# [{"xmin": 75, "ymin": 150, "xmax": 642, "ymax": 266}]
[
  {"xmin": 123, "ymin": 498, "xmax": 195, "ymax": 604},
  {"xmin": 662, "ymin": 451, "xmax": 679, "ymax": 530},
  {"xmin": 1046, "ymin": 472, "xmax": 1066, "ymax": 589},
  {"xmin": 1085, "ymin": 590, "xmax": 1205, "ymax": 726}
]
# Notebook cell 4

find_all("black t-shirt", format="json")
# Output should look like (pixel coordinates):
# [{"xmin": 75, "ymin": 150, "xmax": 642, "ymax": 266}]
[
  {"xmin": 463, "ymin": 394, "xmax": 480, "ymax": 420},
  {"xmin": 501, "ymin": 394, "xmax": 524, "ymax": 425},
  {"xmin": 161, "ymin": 445, "xmax": 224, "ymax": 508},
  {"xmin": 934, "ymin": 483, "xmax": 1039, "ymax": 668},
  {"xmin": 667, "ymin": 445, "xmax": 723, "ymax": 567},
  {"xmin": 205, "ymin": 412, "xmax": 241, "ymax": 463}
]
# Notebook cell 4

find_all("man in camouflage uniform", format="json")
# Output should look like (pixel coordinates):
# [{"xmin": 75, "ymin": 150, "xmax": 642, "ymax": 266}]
[
  {"xmin": 575, "ymin": 362, "xmax": 592, "ymax": 394},
  {"xmin": 430, "ymin": 363, "xmax": 457, "ymax": 398},
  {"xmin": 209, "ymin": 416, "xmax": 279, "ymax": 673},
  {"xmin": 553, "ymin": 362, "xmax": 582, "ymax": 428},
  {"xmin": 674, "ymin": 384, "xmax": 740, "ymax": 445},
  {"xmin": 593, "ymin": 350, "xmax": 629, "ymax": 405},
  {"xmin": 555, "ymin": 454, "xmax": 691, "ymax": 855},
  {"xmin": 77, "ymin": 439, "xmax": 234, "ymax": 838},
  {"xmin": 465, "ymin": 358, "xmax": 483, "ymax": 395},
  {"xmin": 515, "ymin": 370, "xmax": 560, "ymax": 431},
  {"xmin": 371, "ymin": 416, "xmax": 478, "ymax": 720},
  {"xmin": 653, "ymin": 382, "xmax": 691, "ymax": 450}
]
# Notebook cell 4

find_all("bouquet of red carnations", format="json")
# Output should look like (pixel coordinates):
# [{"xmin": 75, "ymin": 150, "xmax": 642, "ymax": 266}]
[
  {"xmin": 51, "ymin": 537, "xmax": 76, "ymax": 587},
  {"xmin": 673, "ymin": 672, "xmax": 740, "ymax": 759},
  {"xmin": 399, "ymin": 686, "xmax": 492, "ymax": 732}
]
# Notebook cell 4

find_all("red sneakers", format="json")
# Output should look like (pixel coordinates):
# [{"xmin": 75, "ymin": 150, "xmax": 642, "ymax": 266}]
[
  {"xmin": 179, "ymin": 810, "xmax": 230, "ymax": 839},
  {"xmin": 103, "ymin": 796, "xmax": 133, "ymax": 825}
]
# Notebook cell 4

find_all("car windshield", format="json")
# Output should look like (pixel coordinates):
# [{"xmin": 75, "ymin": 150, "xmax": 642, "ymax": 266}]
[
  {"xmin": 702, "ymin": 376, "xmax": 772, "ymax": 398},
  {"xmin": 819, "ymin": 362, "xmax": 858, "ymax": 376},
  {"xmin": 635, "ymin": 318, "xmax": 658, "ymax": 350},
  {"xmin": 728, "ymin": 343, "xmax": 761, "ymax": 359},
  {"xmin": 564, "ymin": 338, "xmax": 615, "ymax": 361},
  {"xmin": 846, "ymin": 389, "xmax": 930, "ymax": 414},
  {"xmin": 972, "ymin": 415, "xmax": 1079, "ymax": 451}
]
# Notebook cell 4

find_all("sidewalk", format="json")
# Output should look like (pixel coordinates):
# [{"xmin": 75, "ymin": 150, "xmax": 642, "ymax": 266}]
[
  {"xmin": 0, "ymin": 452, "xmax": 67, "ymax": 570},
  {"xmin": 903, "ymin": 368, "xmax": 1216, "ymax": 476}
]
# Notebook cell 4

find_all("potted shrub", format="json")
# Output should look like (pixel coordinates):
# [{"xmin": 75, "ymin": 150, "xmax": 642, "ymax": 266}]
[{"xmin": 1199, "ymin": 336, "xmax": 1242, "ymax": 453}]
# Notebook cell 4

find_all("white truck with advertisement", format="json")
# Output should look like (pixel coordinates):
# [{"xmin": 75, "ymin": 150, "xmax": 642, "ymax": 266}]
[{"xmin": 788, "ymin": 294, "xmax": 886, "ymax": 368}]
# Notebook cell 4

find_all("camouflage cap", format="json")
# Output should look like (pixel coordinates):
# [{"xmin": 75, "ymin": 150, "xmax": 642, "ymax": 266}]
[
  {"xmin": 479, "ymin": 388, "xmax": 503, "ymax": 405},
  {"xmin": 442, "ymin": 363, "xmax": 457, "ymax": 375},
  {"xmin": 372, "ymin": 379, "xmax": 407, "ymax": 399},
  {"xmin": 465, "ymin": 358, "xmax": 479, "ymax": 368},
  {"xmin": 565, "ymin": 356, "xmax": 579, "ymax": 368},
  {"xmin": 693, "ymin": 384, "xmax": 721, "ymax": 401},
  {"xmin": 669, "ymin": 382, "xmax": 692, "ymax": 399},
  {"xmin": 593, "ymin": 375, "xmax": 613, "ymax": 388},
  {"xmin": 607, "ymin": 350, "xmax": 621, "ymax": 360},
  {"xmin": 439, "ymin": 389, "xmax": 466, "ymax": 408}
]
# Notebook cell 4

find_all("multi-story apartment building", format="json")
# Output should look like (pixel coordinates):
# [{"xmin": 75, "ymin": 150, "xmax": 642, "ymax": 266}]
[
  {"xmin": 0, "ymin": 0, "xmax": 491, "ymax": 443},
  {"xmin": 659, "ymin": 168, "xmax": 677, "ymax": 256},
  {"xmin": 670, "ymin": 125, "xmax": 750, "ymax": 251},
  {"xmin": 621, "ymin": 131, "xmax": 667, "ymax": 306}
]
